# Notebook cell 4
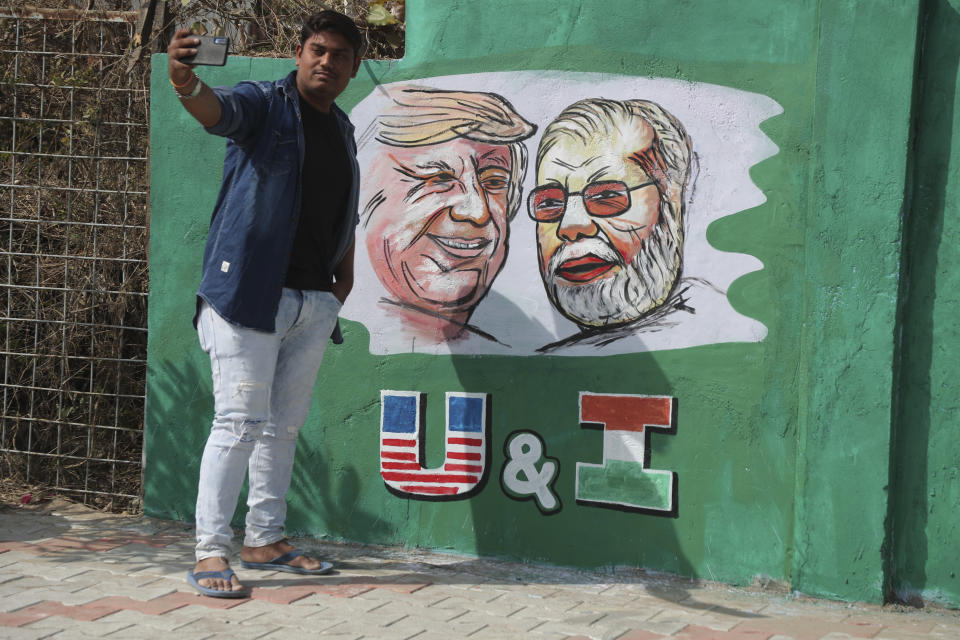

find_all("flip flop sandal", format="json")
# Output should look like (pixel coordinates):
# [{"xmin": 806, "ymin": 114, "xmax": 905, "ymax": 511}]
[
  {"xmin": 240, "ymin": 549, "xmax": 334, "ymax": 575},
  {"xmin": 186, "ymin": 568, "xmax": 249, "ymax": 598}
]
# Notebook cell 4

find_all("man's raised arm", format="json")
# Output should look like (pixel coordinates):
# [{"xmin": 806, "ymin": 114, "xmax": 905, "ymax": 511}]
[{"xmin": 167, "ymin": 29, "xmax": 222, "ymax": 128}]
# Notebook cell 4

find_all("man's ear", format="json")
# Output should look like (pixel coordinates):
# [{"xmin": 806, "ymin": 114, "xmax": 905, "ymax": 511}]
[{"xmin": 351, "ymin": 55, "xmax": 361, "ymax": 78}]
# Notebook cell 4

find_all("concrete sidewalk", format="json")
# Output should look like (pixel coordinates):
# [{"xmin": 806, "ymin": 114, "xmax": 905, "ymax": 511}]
[{"xmin": 0, "ymin": 500, "xmax": 957, "ymax": 639}]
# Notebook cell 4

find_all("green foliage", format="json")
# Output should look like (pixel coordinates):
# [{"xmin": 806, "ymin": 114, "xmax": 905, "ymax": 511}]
[
  {"xmin": 367, "ymin": 3, "xmax": 399, "ymax": 26},
  {"xmin": 173, "ymin": 0, "xmax": 405, "ymax": 60}
]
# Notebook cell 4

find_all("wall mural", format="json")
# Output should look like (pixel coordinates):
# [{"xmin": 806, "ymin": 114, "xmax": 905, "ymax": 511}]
[
  {"xmin": 379, "ymin": 391, "xmax": 491, "ymax": 499},
  {"xmin": 344, "ymin": 71, "xmax": 781, "ymax": 356},
  {"xmin": 361, "ymin": 73, "xmax": 778, "ymax": 511},
  {"xmin": 357, "ymin": 88, "xmax": 535, "ymax": 347},
  {"xmin": 575, "ymin": 393, "xmax": 677, "ymax": 516},
  {"xmin": 380, "ymin": 391, "xmax": 676, "ymax": 513},
  {"xmin": 500, "ymin": 430, "xmax": 562, "ymax": 514},
  {"xmin": 532, "ymin": 100, "xmax": 690, "ymax": 352}
]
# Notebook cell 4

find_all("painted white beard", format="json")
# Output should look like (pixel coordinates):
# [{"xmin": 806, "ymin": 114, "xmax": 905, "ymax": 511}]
[{"xmin": 545, "ymin": 219, "xmax": 682, "ymax": 328}]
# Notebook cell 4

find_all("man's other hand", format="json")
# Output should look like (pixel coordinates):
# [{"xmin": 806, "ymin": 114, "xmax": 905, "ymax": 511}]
[{"xmin": 331, "ymin": 280, "xmax": 352, "ymax": 305}]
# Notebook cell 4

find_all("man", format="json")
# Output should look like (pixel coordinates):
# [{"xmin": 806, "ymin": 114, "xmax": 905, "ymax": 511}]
[
  {"xmin": 359, "ymin": 87, "xmax": 536, "ymax": 344},
  {"xmin": 529, "ymin": 98, "xmax": 694, "ymax": 351},
  {"xmin": 166, "ymin": 10, "xmax": 362, "ymax": 597}
]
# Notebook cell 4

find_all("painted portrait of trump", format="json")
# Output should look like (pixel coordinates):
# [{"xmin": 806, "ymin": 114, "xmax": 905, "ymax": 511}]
[{"xmin": 360, "ymin": 86, "xmax": 536, "ymax": 344}]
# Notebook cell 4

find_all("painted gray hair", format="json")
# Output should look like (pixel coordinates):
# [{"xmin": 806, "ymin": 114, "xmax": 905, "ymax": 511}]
[{"xmin": 537, "ymin": 98, "xmax": 692, "ymax": 229}]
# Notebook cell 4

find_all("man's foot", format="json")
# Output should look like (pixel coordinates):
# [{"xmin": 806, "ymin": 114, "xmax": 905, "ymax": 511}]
[
  {"xmin": 192, "ymin": 556, "xmax": 244, "ymax": 594},
  {"xmin": 241, "ymin": 539, "xmax": 327, "ymax": 572}
]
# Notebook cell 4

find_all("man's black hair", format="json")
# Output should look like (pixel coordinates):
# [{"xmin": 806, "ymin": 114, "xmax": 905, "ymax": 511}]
[{"xmin": 301, "ymin": 9, "xmax": 364, "ymax": 57}]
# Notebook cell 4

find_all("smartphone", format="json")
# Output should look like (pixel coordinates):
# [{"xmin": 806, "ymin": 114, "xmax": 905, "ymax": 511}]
[{"xmin": 181, "ymin": 35, "xmax": 230, "ymax": 66}]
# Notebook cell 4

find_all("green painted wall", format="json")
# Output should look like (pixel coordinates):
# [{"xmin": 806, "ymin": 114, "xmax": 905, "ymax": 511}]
[
  {"xmin": 792, "ymin": 1, "xmax": 918, "ymax": 604},
  {"xmin": 144, "ymin": 0, "xmax": 958, "ymax": 607},
  {"xmin": 888, "ymin": 0, "xmax": 960, "ymax": 609}
]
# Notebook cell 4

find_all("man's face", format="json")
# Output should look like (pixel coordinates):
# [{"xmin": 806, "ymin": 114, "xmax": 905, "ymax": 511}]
[
  {"xmin": 533, "ymin": 119, "xmax": 682, "ymax": 327},
  {"xmin": 295, "ymin": 30, "xmax": 360, "ymax": 109},
  {"xmin": 365, "ymin": 138, "xmax": 513, "ymax": 316}
]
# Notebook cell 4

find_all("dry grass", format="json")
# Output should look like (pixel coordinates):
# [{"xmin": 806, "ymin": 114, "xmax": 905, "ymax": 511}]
[{"xmin": 0, "ymin": 0, "xmax": 404, "ymax": 513}]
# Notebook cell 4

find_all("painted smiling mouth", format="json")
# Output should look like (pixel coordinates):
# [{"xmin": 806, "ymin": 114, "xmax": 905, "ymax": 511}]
[
  {"xmin": 428, "ymin": 234, "xmax": 491, "ymax": 258},
  {"xmin": 556, "ymin": 254, "xmax": 616, "ymax": 282}
]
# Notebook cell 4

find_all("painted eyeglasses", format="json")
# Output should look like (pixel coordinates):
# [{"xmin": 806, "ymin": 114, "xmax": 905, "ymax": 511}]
[{"xmin": 527, "ymin": 180, "xmax": 657, "ymax": 223}]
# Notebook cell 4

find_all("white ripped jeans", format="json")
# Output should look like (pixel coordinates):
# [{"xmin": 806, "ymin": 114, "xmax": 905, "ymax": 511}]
[{"xmin": 194, "ymin": 288, "xmax": 341, "ymax": 561}]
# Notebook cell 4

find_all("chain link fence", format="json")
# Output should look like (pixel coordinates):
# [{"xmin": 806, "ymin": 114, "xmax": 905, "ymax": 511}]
[
  {"xmin": 1, "ymin": 1, "xmax": 403, "ymax": 513},
  {"xmin": 1, "ymin": 7, "xmax": 148, "ymax": 512}
]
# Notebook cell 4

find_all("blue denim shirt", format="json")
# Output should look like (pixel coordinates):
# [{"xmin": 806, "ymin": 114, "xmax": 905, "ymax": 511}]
[{"xmin": 195, "ymin": 71, "xmax": 359, "ymax": 336}]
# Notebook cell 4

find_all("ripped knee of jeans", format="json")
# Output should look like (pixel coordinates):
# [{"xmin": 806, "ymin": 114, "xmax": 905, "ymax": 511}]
[
  {"xmin": 211, "ymin": 381, "xmax": 271, "ymax": 444},
  {"xmin": 208, "ymin": 416, "xmax": 265, "ymax": 452},
  {"xmin": 233, "ymin": 418, "xmax": 266, "ymax": 442},
  {"xmin": 263, "ymin": 424, "xmax": 301, "ymax": 442}
]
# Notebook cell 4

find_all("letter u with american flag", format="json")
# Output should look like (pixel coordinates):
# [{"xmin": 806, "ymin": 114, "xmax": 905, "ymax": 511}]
[{"xmin": 379, "ymin": 390, "xmax": 489, "ymax": 498}]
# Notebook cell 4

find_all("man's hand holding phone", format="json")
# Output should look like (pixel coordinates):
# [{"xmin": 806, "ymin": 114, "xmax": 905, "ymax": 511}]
[
  {"xmin": 166, "ymin": 29, "xmax": 223, "ymax": 127},
  {"xmin": 168, "ymin": 29, "xmax": 202, "ymax": 87}
]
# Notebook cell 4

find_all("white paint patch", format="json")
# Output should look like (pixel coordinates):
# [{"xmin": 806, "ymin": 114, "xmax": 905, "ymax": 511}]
[
  {"xmin": 603, "ymin": 430, "xmax": 648, "ymax": 464},
  {"xmin": 344, "ymin": 71, "xmax": 782, "ymax": 356},
  {"xmin": 502, "ymin": 431, "xmax": 559, "ymax": 511}
]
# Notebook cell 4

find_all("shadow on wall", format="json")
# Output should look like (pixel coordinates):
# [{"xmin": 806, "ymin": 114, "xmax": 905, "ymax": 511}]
[
  {"xmin": 888, "ymin": 0, "xmax": 960, "ymax": 604},
  {"xmin": 143, "ymin": 355, "xmax": 213, "ymax": 523},
  {"xmin": 286, "ymin": 419, "xmax": 398, "ymax": 545},
  {"xmin": 450, "ymin": 332, "xmax": 699, "ymax": 598},
  {"xmin": 145, "ymin": 322, "xmax": 395, "ymax": 542}
]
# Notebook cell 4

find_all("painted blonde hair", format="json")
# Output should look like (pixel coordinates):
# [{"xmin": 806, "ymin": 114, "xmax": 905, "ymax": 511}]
[{"xmin": 374, "ymin": 86, "xmax": 537, "ymax": 220}]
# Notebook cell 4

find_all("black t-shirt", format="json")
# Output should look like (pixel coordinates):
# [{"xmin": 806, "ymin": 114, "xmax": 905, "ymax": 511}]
[{"xmin": 284, "ymin": 96, "xmax": 352, "ymax": 290}]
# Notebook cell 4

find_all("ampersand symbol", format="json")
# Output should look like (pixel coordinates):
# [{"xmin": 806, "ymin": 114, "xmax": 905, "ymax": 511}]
[{"xmin": 501, "ymin": 431, "xmax": 561, "ymax": 513}]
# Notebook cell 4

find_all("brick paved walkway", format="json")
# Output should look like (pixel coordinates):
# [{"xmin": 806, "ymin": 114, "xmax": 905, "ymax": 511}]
[{"xmin": 0, "ymin": 500, "xmax": 957, "ymax": 639}]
